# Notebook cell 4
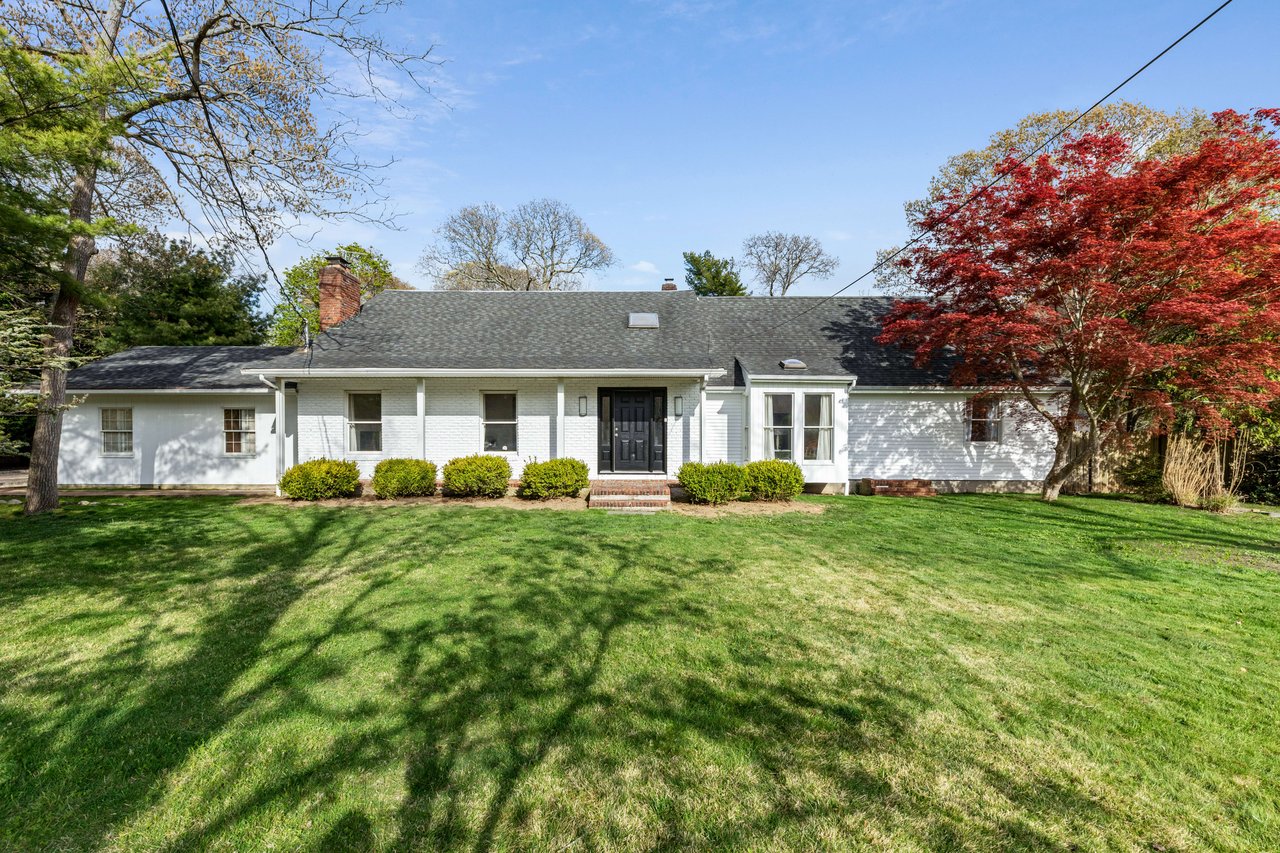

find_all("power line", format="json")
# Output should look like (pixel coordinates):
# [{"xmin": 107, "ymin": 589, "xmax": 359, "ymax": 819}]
[{"xmin": 748, "ymin": 0, "xmax": 1236, "ymax": 340}]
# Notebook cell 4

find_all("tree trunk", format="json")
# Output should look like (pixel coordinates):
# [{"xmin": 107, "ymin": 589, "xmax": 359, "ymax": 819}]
[
  {"xmin": 1040, "ymin": 423, "xmax": 1099, "ymax": 502},
  {"xmin": 23, "ymin": 0, "xmax": 121, "ymax": 515},
  {"xmin": 23, "ymin": 166, "xmax": 97, "ymax": 515}
]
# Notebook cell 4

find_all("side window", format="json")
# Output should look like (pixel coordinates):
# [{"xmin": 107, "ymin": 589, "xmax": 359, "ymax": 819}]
[
  {"xmin": 803, "ymin": 394, "xmax": 833, "ymax": 461},
  {"xmin": 100, "ymin": 407, "xmax": 133, "ymax": 455},
  {"xmin": 483, "ymin": 393, "xmax": 517, "ymax": 452},
  {"xmin": 224, "ymin": 408, "xmax": 256, "ymax": 454},
  {"xmin": 764, "ymin": 393, "xmax": 793, "ymax": 460},
  {"xmin": 967, "ymin": 398, "xmax": 1002, "ymax": 442},
  {"xmin": 348, "ymin": 393, "xmax": 383, "ymax": 452}
]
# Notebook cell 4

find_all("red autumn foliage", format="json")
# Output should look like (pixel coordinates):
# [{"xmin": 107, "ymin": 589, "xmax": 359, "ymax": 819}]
[{"xmin": 879, "ymin": 109, "xmax": 1280, "ymax": 500}]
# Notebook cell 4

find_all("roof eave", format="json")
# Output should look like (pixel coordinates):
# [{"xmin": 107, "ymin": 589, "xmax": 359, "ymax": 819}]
[{"xmin": 239, "ymin": 366, "xmax": 728, "ymax": 379}]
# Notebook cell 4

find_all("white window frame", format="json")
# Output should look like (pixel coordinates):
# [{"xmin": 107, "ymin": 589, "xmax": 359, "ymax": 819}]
[
  {"xmin": 223, "ymin": 408, "xmax": 256, "ymax": 456},
  {"xmin": 99, "ymin": 407, "xmax": 134, "ymax": 457},
  {"xmin": 967, "ymin": 397, "xmax": 1003, "ymax": 443},
  {"xmin": 481, "ymin": 391, "xmax": 518, "ymax": 453},
  {"xmin": 347, "ymin": 392, "xmax": 383, "ymax": 454},
  {"xmin": 802, "ymin": 393, "xmax": 834, "ymax": 462},
  {"xmin": 763, "ymin": 393, "xmax": 794, "ymax": 461}
]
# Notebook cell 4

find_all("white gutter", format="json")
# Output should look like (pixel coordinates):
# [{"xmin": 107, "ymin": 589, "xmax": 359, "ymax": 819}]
[
  {"xmin": 239, "ymin": 367, "xmax": 727, "ymax": 379},
  {"xmin": 62, "ymin": 387, "xmax": 274, "ymax": 395},
  {"xmin": 258, "ymin": 374, "xmax": 279, "ymax": 390}
]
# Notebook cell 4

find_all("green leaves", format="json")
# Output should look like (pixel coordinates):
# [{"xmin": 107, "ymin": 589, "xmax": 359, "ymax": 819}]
[
  {"xmin": 682, "ymin": 250, "xmax": 746, "ymax": 297},
  {"xmin": 268, "ymin": 243, "xmax": 409, "ymax": 345}
]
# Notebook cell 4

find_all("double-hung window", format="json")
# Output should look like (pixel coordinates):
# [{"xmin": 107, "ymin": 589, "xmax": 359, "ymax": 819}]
[
  {"xmin": 803, "ymin": 394, "xmax": 834, "ymax": 461},
  {"xmin": 764, "ymin": 393, "xmax": 793, "ymax": 460},
  {"xmin": 483, "ymin": 392, "xmax": 517, "ymax": 452},
  {"xmin": 967, "ymin": 397, "xmax": 1002, "ymax": 442},
  {"xmin": 100, "ymin": 407, "xmax": 133, "ymax": 455},
  {"xmin": 223, "ymin": 408, "xmax": 256, "ymax": 454},
  {"xmin": 348, "ymin": 393, "xmax": 383, "ymax": 452}
]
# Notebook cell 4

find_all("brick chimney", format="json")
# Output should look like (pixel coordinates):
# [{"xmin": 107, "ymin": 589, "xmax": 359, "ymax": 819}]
[
  {"xmin": 661, "ymin": 278, "xmax": 677, "ymax": 291},
  {"xmin": 318, "ymin": 256, "xmax": 362, "ymax": 331}
]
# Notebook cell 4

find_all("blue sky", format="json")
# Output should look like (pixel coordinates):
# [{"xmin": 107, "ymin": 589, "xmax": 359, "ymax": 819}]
[{"xmin": 266, "ymin": 0, "xmax": 1279, "ymax": 300}]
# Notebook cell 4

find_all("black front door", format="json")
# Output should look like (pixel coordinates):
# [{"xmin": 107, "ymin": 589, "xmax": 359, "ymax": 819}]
[{"xmin": 599, "ymin": 389, "xmax": 665, "ymax": 473}]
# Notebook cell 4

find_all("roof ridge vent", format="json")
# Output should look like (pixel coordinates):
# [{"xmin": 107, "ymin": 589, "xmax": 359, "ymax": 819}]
[{"xmin": 628, "ymin": 311, "xmax": 659, "ymax": 329}]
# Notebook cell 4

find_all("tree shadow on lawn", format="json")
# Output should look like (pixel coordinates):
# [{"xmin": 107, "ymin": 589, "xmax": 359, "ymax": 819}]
[
  {"xmin": 0, "ymin": 502, "xmax": 388, "ymax": 850},
  {"xmin": 0, "ymin": 501, "xmax": 1170, "ymax": 850}
]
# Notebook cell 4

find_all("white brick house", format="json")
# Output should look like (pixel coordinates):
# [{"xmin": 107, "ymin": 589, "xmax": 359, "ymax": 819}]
[{"xmin": 57, "ymin": 258, "xmax": 1058, "ymax": 493}]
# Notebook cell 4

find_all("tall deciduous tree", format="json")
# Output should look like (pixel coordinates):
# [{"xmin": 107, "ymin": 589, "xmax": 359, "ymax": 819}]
[
  {"xmin": 419, "ymin": 199, "xmax": 614, "ymax": 291},
  {"xmin": 268, "ymin": 243, "xmax": 409, "ymax": 346},
  {"xmin": 5, "ymin": 0, "xmax": 436, "ymax": 513},
  {"xmin": 741, "ymin": 232, "xmax": 838, "ymax": 296},
  {"xmin": 878, "ymin": 110, "xmax": 1280, "ymax": 502},
  {"xmin": 88, "ymin": 232, "xmax": 267, "ymax": 351},
  {"xmin": 877, "ymin": 102, "xmax": 1214, "ymax": 294},
  {"xmin": 682, "ymin": 250, "xmax": 746, "ymax": 296}
]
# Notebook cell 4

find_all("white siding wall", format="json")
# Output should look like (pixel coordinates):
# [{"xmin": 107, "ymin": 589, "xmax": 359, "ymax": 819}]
[
  {"xmin": 702, "ymin": 391, "xmax": 745, "ymax": 463},
  {"xmin": 846, "ymin": 392, "xmax": 1056, "ymax": 482},
  {"xmin": 57, "ymin": 392, "xmax": 278, "ymax": 486}
]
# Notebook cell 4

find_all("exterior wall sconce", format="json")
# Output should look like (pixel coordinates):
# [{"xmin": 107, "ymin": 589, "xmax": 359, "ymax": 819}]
[
  {"xmin": 578, "ymin": 395, "xmax": 588, "ymax": 416},
  {"xmin": 673, "ymin": 396, "xmax": 684, "ymax": 417}
]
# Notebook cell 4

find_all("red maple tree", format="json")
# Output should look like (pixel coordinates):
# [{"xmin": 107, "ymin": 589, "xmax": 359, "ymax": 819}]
[{"xmin": 879, "ymin": 109, "xmax": 1280, "ymax": 501}]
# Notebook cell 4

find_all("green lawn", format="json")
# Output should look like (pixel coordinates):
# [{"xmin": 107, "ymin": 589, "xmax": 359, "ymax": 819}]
[{"xmin": 1, "ymin": 496, "xmax": 1278, "ymax": 852}]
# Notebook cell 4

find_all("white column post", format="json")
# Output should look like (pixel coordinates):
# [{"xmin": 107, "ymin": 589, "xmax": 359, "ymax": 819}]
[
  {"xmin": 699, "ymin": 379, "xmax": 707, "ymax": 463},
  {"xmin": 274, "ymin": 378, "xmax": 286, "ymax": 495},
  {"xmin": 416, "ymin": 378, "xmax": 426, "ymax": 459},
  {"xmin": 555, "ymin": 380, "xmax": 566, "ymax": 459}
]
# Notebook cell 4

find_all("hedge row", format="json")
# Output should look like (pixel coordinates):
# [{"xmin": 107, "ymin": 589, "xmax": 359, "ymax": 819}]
[
  {"xmin": 677, "ymin": 459, "xmax": 806, "ymax": 505},
  {"xmin": 279, "ymin": 455, "xmax": 589, "ymax": 501}
]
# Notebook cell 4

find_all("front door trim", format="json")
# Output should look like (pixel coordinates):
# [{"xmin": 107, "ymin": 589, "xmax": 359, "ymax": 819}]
[{"xmin": 597, "ymin": 388, "xmax": 667, "ymax": 474}]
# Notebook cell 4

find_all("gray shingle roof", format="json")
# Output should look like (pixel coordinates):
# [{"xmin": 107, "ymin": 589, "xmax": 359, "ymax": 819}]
[
  {"xmin": 73, "ymin": 293, "xmax": 957, "ymax": 390},
  {"xmin": 699, "ymin": 296, "xmax": 955, "ymax": 387},
  {"xmin": 66, "ymin": 346, "xmax": 296, "ymax": 391},
  {"xmin": 244, "ymin": 290, "xmax": 722, "ymax": 373}
]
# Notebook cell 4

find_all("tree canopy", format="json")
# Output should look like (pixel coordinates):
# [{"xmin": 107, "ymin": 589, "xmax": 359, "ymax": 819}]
[
  {"xmin": 420, "ymin": 199, "xmax": 614, "ymax": 291},
  {"xmin": 879, "ymin": 109, "xmax": 1280, "ymax": 501},
  {"xmin": 87, "ymin": 232, "xmax": 267, "ymax": 351},
  {"xmin": 269, "ymin": 243, "xmax": 409, "ymax": 346},
  {"xmin": 4, "ymin": 0, "xmax": 434, "ymax": 513},
  {"xmin": 682, "ymin": 251, "xmax": 746, "ymax": 296},
  {"xmin": 741, "ymin": 232, "xmax": 838, "ymax": 296}
]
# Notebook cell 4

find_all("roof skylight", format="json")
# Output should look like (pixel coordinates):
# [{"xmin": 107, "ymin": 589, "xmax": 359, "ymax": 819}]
[
  {"xmin": 628, "ymin": 312, "xmax": 659, "ymax": 329},
  {"xmin": 780, "ymin": 358, "xmax": 807, "ymax": 370}
]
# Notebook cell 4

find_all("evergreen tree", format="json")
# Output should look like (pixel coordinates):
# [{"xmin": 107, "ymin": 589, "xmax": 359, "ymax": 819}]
[{"xmin": 682, "ymin": 250, "xmax": 746, "ymax": 296}]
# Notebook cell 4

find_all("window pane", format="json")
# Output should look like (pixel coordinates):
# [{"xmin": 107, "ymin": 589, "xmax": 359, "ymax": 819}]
[
  {"xmin": 484, "ymin": 393, "xmax": 516, "ymax": 421},
  {"xmin": 769, "ymin": 394, "xmax": 792, "ymax": 428},
  {"xmin": 804, "ymin": 427, "xmax": 833, "ymax": 461},
  {"xmin": 101, "ymin": 408, "xmax": 131, "ymax": 431},
  {"xmin": 225, "ymin": 432, "xmax": 242, "ymax": 454},
  {"xmin": 351, "ymin": 424, "xmax": 382, "ymax": 452},
  {"xmin": 804, "ymin": 394, "xmax": 832, "ymax": 427},
  {"xmin": 771, "ymin": 428, "xmax": 792, "ymax": 460},
  {"xmin": 484, "ymin": 422, "xmax": 517, "ymax": 452},
  {"xmin": 350, "ymin": 393, "xmax": 381, "ymax": 422},
  {"xmin": 103, "ymin": 431, "xmax": 132, "ymax": 454}
]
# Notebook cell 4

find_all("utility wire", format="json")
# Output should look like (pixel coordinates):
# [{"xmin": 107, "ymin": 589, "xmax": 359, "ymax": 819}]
[{"xmin": 747, "ymin": 0, "xmax": 1236, "ymax": 340}]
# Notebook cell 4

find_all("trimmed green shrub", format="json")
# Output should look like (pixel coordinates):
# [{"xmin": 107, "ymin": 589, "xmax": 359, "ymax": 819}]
[
  {"xmin": 371, "ymin": 458, "xmax": 437, "ymax": 498},
  {"xmin": 518, "ymin": 458, "xmax": 589, "ymax": 499},
  {"xmin": 743, "ymin": 459, "xmax": 806, "ymax": 501},
  {"xmin": 442, "ymin": 454, "xmax": 512, "ymax": 498},
  {"xmin": 279, "ymin": 459, "xmax": 361, "ymax": 500},
  {"xmin": 677, "ymin": 461, "xmax": 746, "ymax": 505}
]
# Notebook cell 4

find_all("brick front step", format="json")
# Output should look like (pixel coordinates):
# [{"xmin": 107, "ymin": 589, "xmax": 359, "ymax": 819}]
[
  {"xmin": 588, "ymin": 479, "xmax": 672, "ymax": 511},
  {"xmin": 863, "ymin": 478, "xmax": 938, "ymax": 497}
]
